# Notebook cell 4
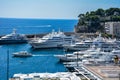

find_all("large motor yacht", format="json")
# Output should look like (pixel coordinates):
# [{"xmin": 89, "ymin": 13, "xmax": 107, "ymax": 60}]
[
  {"xmin": 63, "ymin": 39, "xmax": 92, "ymax": 51},
  {"xmin": 54, "ymin": 47, "xmax": 101, "ymax": 62},
  {"xmin": 29, "ymin": 30, "xmax": 75, "ymax": 49},
  {"xmin": 0, "ymin": 29, "xmax": 27, "ymax": 44},
  {"xmin": 64, "ymin": 34, "xmax": 119, "ymax": 52}
]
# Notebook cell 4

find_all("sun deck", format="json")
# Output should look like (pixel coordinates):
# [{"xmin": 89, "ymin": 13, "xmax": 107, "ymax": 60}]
[{"xmin": 9, "ymin": 72, "xmax": 80, "ymax": 80}]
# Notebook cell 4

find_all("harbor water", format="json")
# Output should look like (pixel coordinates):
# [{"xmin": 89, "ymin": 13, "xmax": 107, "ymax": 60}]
[
  {"xmin": 0, "ymin": 18, "xmax": 77, "ymax": 80},
  {"xmin": 0, "ymin": 18, "xmax": 77, "ymax": 35}
]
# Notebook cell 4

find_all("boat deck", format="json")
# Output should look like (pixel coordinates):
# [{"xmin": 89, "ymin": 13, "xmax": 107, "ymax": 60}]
[{"xmin": 9, "ymin": 72, "xmax": 80, "ymax": 80}]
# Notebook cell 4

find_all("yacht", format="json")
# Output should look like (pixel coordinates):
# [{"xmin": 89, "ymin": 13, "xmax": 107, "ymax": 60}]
[
  {"xmin": 82, "ymin": 52, "xmax": 114, "ymax": 64},
  {"xmin": 13, "ymin": 51, "xmax": 32, "ymax": 57},
  {"xmin": 64, "ymin": 34, "xmax": 119, "ymax": 52},
  {"xmin": 54, "ymin": 53, "xmax": 80, "ymax": 62},
  {"xmin": 92, "ymin": 35, "xmax": 119, "ymax": 52},
  {"xmin": 29, "ymin": 30, "xmax": 75, "ymax": 49},
  {"xmin": 111, "ymin": 49, "xmax": 120, "ymax": 57},
  {"xmin": 54, "ymin": 47, "xmax": 100, "ymax": 62},
  {"xmin": 0, "ymin": 29, "xmax": 27, "ymax": 44},
  {"xmin": 63, "ymin": 41, "xmax": 91, "ymax": 51}
]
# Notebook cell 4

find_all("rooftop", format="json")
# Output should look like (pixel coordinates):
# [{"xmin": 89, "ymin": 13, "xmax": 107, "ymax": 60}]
[{"xmin": 84, "ymin": 64, "xmax": 120, "ymax": 80}]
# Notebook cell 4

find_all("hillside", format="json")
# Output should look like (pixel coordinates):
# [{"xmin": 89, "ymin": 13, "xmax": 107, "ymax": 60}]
[{"xmin": 75, "ymin": 8, "xmax": 120, "ymax": 33}]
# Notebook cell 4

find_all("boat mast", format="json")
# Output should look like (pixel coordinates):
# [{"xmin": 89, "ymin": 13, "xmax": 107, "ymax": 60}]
[{"xmin": 12, "ymin": 28, "xmax": 17, "ymax": 34}]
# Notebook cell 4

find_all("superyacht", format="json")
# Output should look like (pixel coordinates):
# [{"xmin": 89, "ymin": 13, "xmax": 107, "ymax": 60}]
[
  {"xmin": 64, "ymin": 34, "xmax": 119, "ymax": 52},
  {"xmin": 29, "ymin": 30, "xmax": 75, "ymax": 49},
  {"xmin": 0, "ymin": 29, "xmax": 27, "ymax": 44},
  {"xmin": 63, "ymin": 40, "xmax": 92, "ymax": 51}
]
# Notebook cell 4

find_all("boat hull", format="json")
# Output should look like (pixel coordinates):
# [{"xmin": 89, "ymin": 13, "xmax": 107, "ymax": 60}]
[
  {"xmin": 55, "ymin": 55, "xmax": 81, "ymax": 62},
  {"xmin": 29, "ymin": 42, "xmax": 63, "ymax": 49},
  {"xmin": 13, "ymin": 55, "xmax": 32, "ymax": 57},
  {"xmin": 0, "ymin": 40, "xmax": 27, "ymax": 44},
  {"xmin": 64, "ymin": 46, "xmax": 89, "ymax": 51}
]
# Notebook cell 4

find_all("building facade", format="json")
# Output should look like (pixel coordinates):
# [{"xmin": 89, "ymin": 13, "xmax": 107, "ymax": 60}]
[{"xmin": 105, "ymin": 22, "xmax": 120, "ymax": 37}]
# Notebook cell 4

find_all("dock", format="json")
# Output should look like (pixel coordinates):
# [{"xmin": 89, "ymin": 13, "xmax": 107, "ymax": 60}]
[
  {"xmin": 0, "ymin": 32, "xmax": 96, "ymax": 39},
  {"xmin": 83, "ymin": 64, "xmax": 120, "ymax": 80},
  {"xmin": 63, "ymin": 61, "xmax": 120, "ymax": 80},
  {"xmin": 26, "ymin": 32, "xmax": 75, "ymax": 38},
  {"xmin": 9, "ymin": 31, "xmax": 119, "ymax": 80}
]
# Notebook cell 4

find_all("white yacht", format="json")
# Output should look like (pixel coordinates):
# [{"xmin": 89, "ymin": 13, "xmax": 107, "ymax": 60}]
[
  {"xmin": 54, "ymin": 53, "xmax": 80, "ymax": 62},
  {"xmin": 63, "ymin": 41, "xmax": 92, "ymax": 51},
  {"xmin": 0, "ymin": 29, "xmax": 27, "ymax": 44},
  {"xmin": 92, "ymin": 34, "xmax": 118, "ymax": 52},
  {"xmin": 64, "ymin": 34, "xmax": 119, "ymax": 52},
  {"xmin": 54, "ymin": 47, "xmax": 100, "ymax": 62},
  {"xmin": 111, "ymin": 49, "xmax": 120, "ymax": 57},
  {"xmin": 82, "ymin": 51, "xmax": 114, "ymax": 64},
  {"xmin": 29, "ymin": 30, "xmax": 75, "ymax": 49},
  {"xmin": 13, "ymin": 51, "xmax": 32, "ymax": 57}
]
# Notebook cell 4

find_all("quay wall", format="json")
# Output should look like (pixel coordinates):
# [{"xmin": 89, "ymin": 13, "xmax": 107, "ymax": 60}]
[
  {"xmin": 0, "ymin": 32, "xmax": 96, "ymax": 38},
  {"xmin": 26, "ymin": 32, "xmax": 75, "ymax": 38},
  {"xmin": 26, "ymin": 32, "xmax": 96, "ymax": 39}
]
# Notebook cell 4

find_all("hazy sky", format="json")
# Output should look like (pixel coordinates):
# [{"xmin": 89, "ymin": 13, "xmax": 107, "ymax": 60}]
[{"xmin": 0, "ymin": 0, "xmax": 120, "ymax": 19}]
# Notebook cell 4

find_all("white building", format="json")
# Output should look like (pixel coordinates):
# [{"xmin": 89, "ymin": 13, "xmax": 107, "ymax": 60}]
[{"xmin": 105, "ymin": 22, "xmax": 120, "ymax": 36}]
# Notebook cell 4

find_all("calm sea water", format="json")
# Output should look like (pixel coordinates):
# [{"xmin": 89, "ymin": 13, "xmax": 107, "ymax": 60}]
[
  {"xmin": 0, "ymin": 18, "xmax": 78, "ymax": 35},
  {"xmin": 0, "ymin": 18, "xmax": 77, "ymax": 80}
]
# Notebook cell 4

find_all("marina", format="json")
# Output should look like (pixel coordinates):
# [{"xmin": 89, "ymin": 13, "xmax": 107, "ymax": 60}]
[
  {"xmin": 0, "ymin": 0, "xmax": 119, "ymax": 79},
  {"xmin": 10, "ymin": 63, "xmax": 120, "ymax": 80},
  {"xmin": 1, "ymin": 30, "xmax": 120, "ymax": 80},
  {"xmin": 0, "ymin": 18, "xmax": 78, "ymax": 80},
  {"xmin": 6, "ymin": 32, "xmax": 120, "ymax": 80},
  {"xmin": 0, "ymin": 44, "xmax": 68, "ymax": 80},
  {"xmin": 0, "ymin": 18, "xmax": 120, "ymax": 80}
]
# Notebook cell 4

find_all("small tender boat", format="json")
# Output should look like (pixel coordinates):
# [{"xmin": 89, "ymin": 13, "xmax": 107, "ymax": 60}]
[{"xmin": 13, "ymin": 51, "xmax": 32, "ymax": 57}]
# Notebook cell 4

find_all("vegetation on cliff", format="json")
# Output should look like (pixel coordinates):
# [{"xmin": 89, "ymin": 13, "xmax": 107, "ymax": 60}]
[{"xmin": 75, "ymin": 8, "xmax": 120, "ymax": 33}]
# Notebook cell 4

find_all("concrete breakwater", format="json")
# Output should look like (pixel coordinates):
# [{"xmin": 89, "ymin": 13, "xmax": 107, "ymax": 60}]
[
  {"xmin": 0, "ymin": 32, "xmax": 74, "ymax": 38},
  {"xmin": 0, "ymin": 32, "xmax": 96, "ymax": 39},
  {"xmin": 26, "ymin": 32, "xmax": 75, "ymax": 38},
  {"xmin": 26, "ymin": 32, "xmax": 96, "ymax": 39}
]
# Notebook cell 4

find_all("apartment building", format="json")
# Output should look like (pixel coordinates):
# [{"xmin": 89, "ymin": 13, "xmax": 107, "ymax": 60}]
[{"xmin": 105, "ymin": 22, "xmax": 120, "ymax": 37}]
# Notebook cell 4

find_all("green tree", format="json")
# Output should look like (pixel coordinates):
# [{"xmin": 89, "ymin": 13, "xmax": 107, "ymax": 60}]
[
  {"xmin": 95, "ymin": 8, "xmax": 105, "ymax": 16},
  {"xmin": 76, "ymin": 8, "xmax": 120, "ymax": 33}
]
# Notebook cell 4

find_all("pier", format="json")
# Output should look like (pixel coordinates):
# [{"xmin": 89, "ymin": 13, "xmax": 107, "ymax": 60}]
[
  {"xmin": 28, "ymin": 32, "xmax": 96, "ymax": 38},
  {"xmin": 0, "ymin": 32, "xmax": 96, "ymax": 40},
  {"xmin": 26, "ymin": 32, "xmax": 75, "ymax": 38}
]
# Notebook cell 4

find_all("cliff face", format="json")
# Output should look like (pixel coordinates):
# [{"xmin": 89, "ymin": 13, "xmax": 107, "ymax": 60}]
[
  {"xmin": 74, "ymin": 25, "xmax": 88, "ymax": 33},
  {"xmin": 75, "ymin": 8, "xmax": 120, "ymax": 33}
]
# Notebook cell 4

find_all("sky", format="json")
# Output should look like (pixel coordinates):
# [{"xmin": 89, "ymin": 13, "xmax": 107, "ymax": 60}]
[{"xmin": 0, "ymin": 0, "xmax": 120, "ymax": 19}]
